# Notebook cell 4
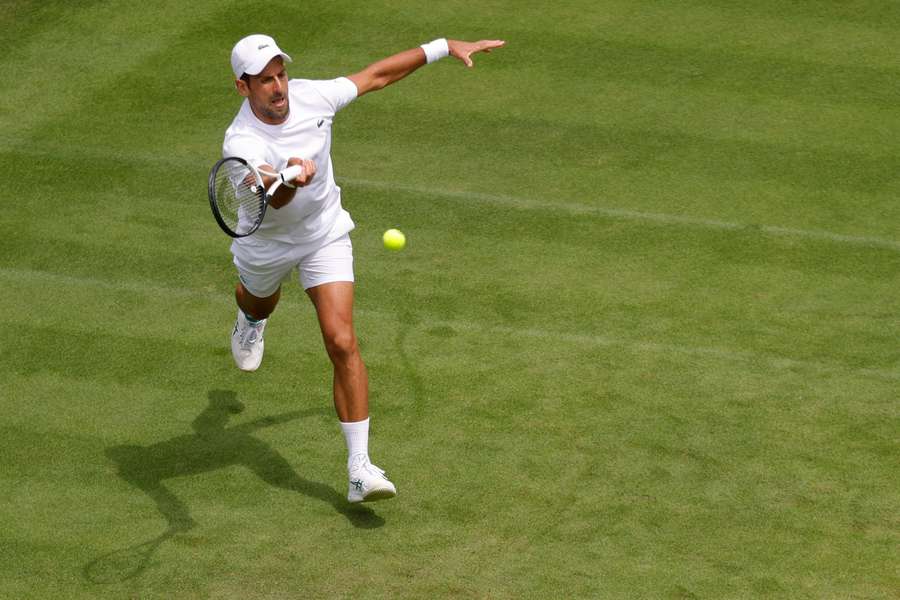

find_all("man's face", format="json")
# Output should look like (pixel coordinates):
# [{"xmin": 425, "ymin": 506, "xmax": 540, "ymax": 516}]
[{"xmin": 236, "ymin": 56, "xmax": 290, "ymax": 124}]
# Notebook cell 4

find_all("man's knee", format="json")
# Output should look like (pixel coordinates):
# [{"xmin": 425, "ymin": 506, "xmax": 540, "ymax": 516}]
[{"xmin": 323, "ymin": 329, "xmax": 358, "ymax": 363}]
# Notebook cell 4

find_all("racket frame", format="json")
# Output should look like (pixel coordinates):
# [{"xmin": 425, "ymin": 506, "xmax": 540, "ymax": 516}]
[
  {"xmin": 208, "ymin": 157, "xmax": 305, "ymax": 238},
  {"xmin": 207, "ymin": 157, "xmax": 267, "ymax": 238}
]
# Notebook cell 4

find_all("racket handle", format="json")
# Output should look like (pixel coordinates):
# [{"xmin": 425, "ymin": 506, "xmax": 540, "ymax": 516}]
[
  {"xmin": 265, "ymin": 165, "xmax": 304, "ymax": 196},
  {"xmin": 279, "ymin": 165, "xmax": 303, "ymax": 184}
]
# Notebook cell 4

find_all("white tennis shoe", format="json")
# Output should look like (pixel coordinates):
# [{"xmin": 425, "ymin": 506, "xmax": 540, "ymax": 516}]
[
  {"xmin": 347, "ymin": 455, "xmax": 397, "ymax": 503},
  {"xmin": 231, "ymin": 310, "xmax": 267, "ymax": 372}
]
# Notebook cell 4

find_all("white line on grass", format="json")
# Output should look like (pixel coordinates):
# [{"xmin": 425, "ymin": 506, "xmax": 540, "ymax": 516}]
[
  {"xmin": 3, "ymin": 266, "xmax": 897, "ymax": 382},
  {"xmin": 341, "ymin": 177, "xmax": 900, "ymax": 252}
]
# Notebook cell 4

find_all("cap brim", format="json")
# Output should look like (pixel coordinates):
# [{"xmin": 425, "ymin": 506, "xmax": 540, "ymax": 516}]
[{"xmin": 244, "ymin": 49, "xmax": 293, "ymax": 76}]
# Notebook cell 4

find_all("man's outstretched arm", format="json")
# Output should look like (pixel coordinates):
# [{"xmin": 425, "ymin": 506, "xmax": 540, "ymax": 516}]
[{"xmin": 347, "ymin": 38, "xmax": 505, "ymax": 97}]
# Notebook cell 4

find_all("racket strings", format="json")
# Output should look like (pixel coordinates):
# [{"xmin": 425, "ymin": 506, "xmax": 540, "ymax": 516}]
[{"xmin": 213, "ymin": 161, "xmax": 265, "ymax": 236}]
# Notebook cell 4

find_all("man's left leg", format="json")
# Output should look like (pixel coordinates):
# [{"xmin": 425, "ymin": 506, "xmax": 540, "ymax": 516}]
[{"xmin": 307, "ymin": 281, "xmax": 396, "ymax": 503}]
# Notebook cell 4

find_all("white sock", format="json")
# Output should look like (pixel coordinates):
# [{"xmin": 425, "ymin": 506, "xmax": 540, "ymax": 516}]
[{"xmin": 340, "ymin": 417, "xmax": 370, "ymax": 469}]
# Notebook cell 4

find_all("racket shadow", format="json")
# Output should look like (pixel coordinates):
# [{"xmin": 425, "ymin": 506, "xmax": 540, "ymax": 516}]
[
  {"xmin": 83, "ymin": 529, "xmax": 177, "ymax": 584},
  {"xmin": 84, "ymin": 389, "xmax": 383, "ymax": 584}
]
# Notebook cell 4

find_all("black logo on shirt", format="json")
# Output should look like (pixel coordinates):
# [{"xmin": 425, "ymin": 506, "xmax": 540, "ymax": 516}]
[{"xmin": 317, "ymin": 119, "xmax": 325, "ymax": 128}]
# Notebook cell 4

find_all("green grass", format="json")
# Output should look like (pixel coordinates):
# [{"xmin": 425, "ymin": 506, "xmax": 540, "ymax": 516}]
[{"xmin": 1, "ymin": 1, "xmax": 898, "ymax": 598}]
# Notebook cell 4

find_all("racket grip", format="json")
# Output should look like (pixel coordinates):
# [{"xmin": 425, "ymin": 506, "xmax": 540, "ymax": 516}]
[{"xmin": 280, "ymin": 165, "xmax": 304, "ymax": 184}]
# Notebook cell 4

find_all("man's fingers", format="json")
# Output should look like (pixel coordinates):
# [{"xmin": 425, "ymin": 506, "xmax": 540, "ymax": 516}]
[
  {"xmin": 456, "ymin": 39, "xmax": 505, "ymax": 67},
  {"xmin": 479, "ymin": 40, "xmax": 506, "ymax": 51},
  {"xmin": 285, "ymin": 158, "xmax": 316, "ymax": 187},
  {"xmin": 299, "ymin": 159, "xmax": 316, "ymax": 185}
]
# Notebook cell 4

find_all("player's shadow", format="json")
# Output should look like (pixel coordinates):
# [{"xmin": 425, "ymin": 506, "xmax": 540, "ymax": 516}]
[{"xmin": 84, "ymin": 389, "xmax": 382, "ymax": 583}]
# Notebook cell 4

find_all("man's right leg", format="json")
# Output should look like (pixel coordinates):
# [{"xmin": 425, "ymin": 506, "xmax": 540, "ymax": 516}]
[
  {"xmin": 236, "ymin": 282, "xmax": 281, "ymax": 320},
  {"xmin": 231, "ymin": 283, "xmax": 281, "ymax": 372},
  {"xmin": 230, "ymin": 236, "xmax": 293, "ymax": 372}
]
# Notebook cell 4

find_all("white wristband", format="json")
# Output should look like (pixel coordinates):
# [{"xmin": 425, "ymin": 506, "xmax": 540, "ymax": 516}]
[{"xmin": 420, "ymin": 38, "xmax": 449, "ymax": 64}]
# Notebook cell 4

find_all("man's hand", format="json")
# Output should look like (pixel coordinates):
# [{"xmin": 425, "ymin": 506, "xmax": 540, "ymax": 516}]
[
  {"xmin": 266, "ymin": 157, "xmax": 316, "ymax": 209},
  {"xmin": 448, "ymin": 39, "xmax": 506, "ymax": 68},
  {"xmin": 286, "ymin": 157, "xmax": 316, "ymax": 187}
]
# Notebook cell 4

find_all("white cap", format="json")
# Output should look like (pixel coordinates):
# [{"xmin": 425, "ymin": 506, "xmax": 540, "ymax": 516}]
[{"xmin": 230, "ymin": 34, "xmax": 293, "ymax": 79}]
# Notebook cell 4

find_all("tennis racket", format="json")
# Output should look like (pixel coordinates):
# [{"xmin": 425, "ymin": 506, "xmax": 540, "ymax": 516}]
[{"xmin": 207, "ymin": 157, "xmax": 303, "ymax": 238}]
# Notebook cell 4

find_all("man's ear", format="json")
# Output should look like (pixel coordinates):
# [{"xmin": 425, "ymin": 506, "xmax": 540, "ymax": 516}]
[{"xmin": 235, "ymin": 78, "xmax": 251, "ymax": 97}]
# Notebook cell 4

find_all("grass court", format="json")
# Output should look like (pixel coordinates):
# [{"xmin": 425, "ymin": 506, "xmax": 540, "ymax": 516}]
[{"xmin": 1, "ymin": 1, "xmax": 897, "ymax": 597}]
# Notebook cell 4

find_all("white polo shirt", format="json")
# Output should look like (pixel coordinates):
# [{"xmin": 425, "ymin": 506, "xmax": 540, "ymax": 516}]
[{"xmin": 222, "ymin": 77, "xmax": 358, "ymax": 246}]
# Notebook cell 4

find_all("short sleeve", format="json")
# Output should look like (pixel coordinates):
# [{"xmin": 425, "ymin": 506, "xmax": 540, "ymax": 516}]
[
  {"xmin": 222, "ymin": 131, "xmax": 268, "ymax": 168},
  {"xmin": 309, "ymin": 77, "xmax": 359, "ymax": 114}
]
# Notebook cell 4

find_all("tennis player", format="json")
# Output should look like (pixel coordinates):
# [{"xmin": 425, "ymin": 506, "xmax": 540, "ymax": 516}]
[{"xmin": 222, "ymin": 33, "xmax": 504, "ymax": 503}]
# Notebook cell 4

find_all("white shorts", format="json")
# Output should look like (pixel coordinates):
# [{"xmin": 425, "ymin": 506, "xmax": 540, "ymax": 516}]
[{"xmin": 232, "ymin": 234, "xmax": 354, "ymax": 297}]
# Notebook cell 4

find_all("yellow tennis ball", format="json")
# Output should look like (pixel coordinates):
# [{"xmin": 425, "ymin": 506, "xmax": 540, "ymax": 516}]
[{"xmin": 383, "ymin": 228, "xmax": 406, "ymax": 251}]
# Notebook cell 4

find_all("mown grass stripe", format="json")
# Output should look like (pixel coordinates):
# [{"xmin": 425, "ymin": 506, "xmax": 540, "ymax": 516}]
[
  {"xmin": 342, "ymin": 178, "xmax": 900, "ymax": 251},
  {"xmin": 3, "ymin": 266, "xmax": 896, "ymax": 382},
  {"xmin": 1, "ymin": 139, "xmax": 896, "ymax": 253}
]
